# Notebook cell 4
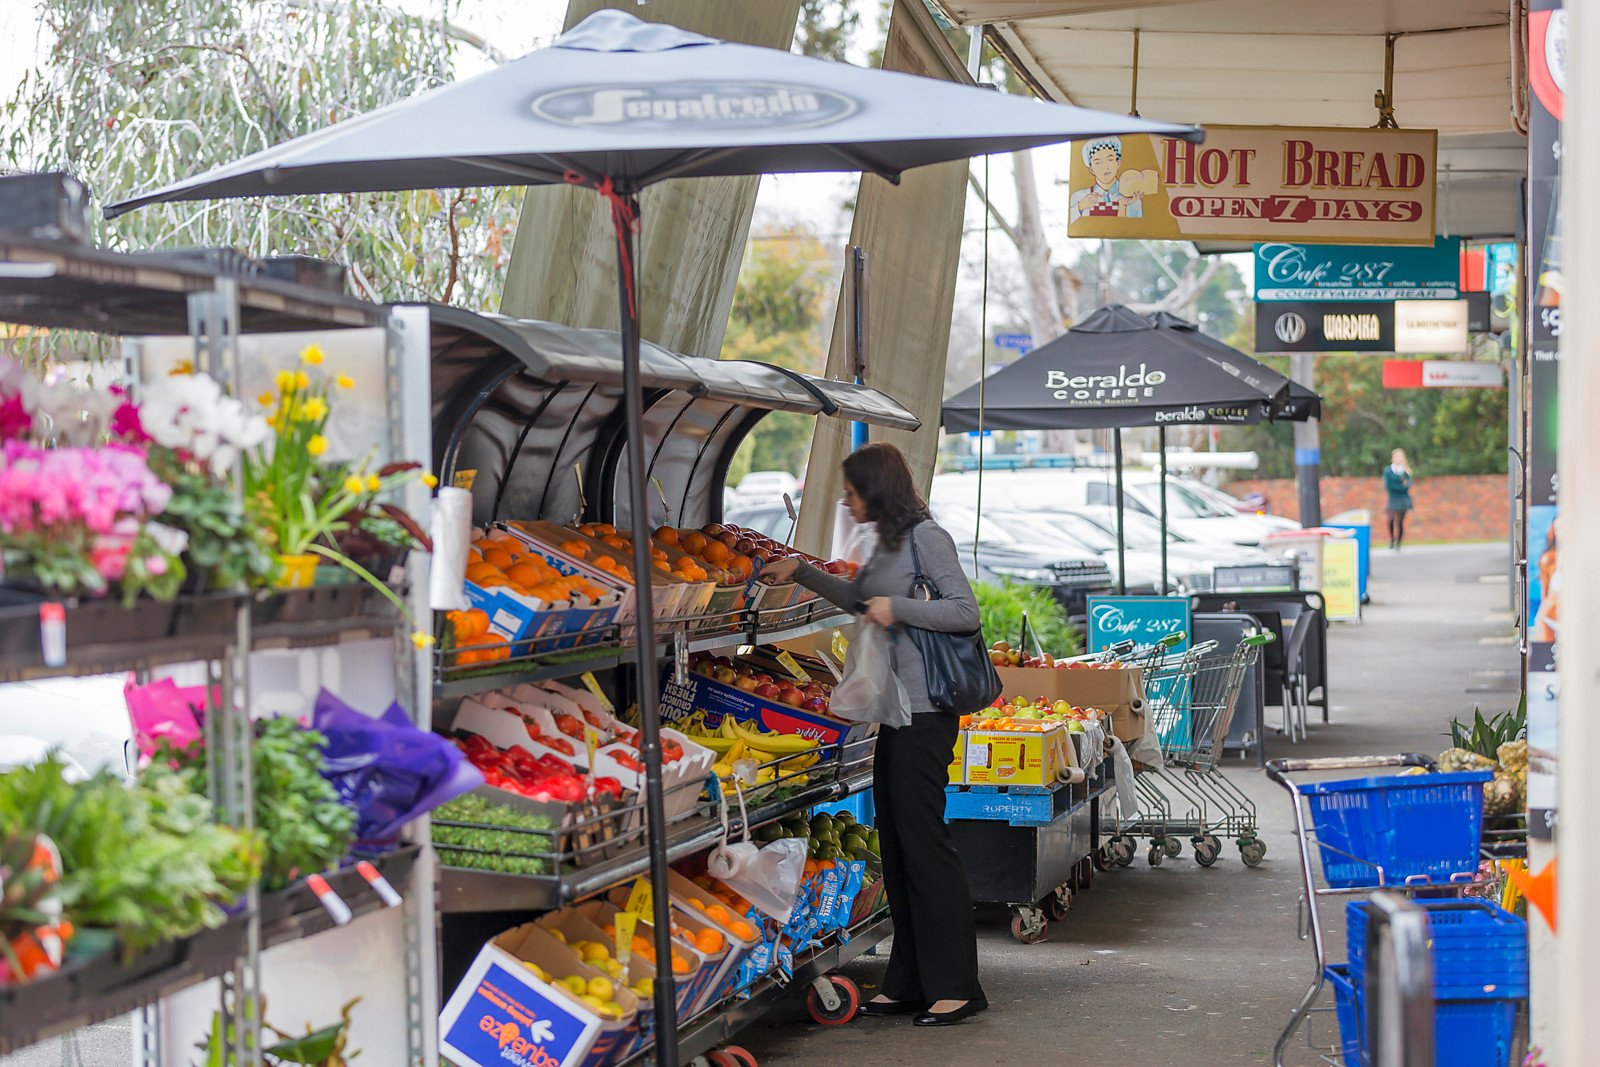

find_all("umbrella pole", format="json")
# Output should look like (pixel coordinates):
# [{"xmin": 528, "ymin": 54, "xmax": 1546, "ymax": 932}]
[
  {"xmin": 609, "ymin": 187, "xmax": 681, "ymax": 1067},
  {"xmin": 1158, "ymin": 425, "xmax": 1169, "ymax": 594},
  {"xmin": 1114, "ymin": 428, "xmax": 1127, "ymax": 595}
]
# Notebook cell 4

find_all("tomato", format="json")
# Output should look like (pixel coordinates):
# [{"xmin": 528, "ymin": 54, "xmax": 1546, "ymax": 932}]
[
  {"xmin": 555, "ymin": 715, "xmax": 586, "ymax": 739},
  {"xmin": 593, "ymin": 776, "xmax": 624, "ymax": 799}
]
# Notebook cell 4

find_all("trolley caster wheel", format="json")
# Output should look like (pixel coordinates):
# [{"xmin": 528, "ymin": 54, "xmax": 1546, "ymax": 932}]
[
  {"xmin": 1200, "ymin": 832, "xmax": 1222, "ymax": 852},
  {"xmin": 1239, "ymin": 840, "xmax": 1267, "ymax": 868},
  {"xmin": 1010, "ymin": 907, "xmax": 1049, "ymax": 944},
  {"xmin": 1147, "ymin": 844, "xmax": 1164, "ymax": 867},
  {"xmin": 1077, "ymin": 855, "xmax": 1095, "ymax": 890},
  {"xmin": 805, "ymin": 975, "xmax": 860, "ymax": 1025},
  {"xmin": 1164, "ymin": 837, "xmax": 1183, "ymax": 859},
  {"xmin": 1109, "ymin": 836, "xmax": 1136, "ymax": 867},
  {"xmin": 1048, "ymin": 884, "xmax": 1073, "ymax": 920},
  {"xmin": 1193, "ymin": 839, "xmax": 1220, "ymax": 867},
  {"xmin": 708, "ymin": 1047, "xmax": 759, "ymax": 1067},
  {"xmin": 1094, "ymin": 844, "xmax": 1118, "ymax": 871}
]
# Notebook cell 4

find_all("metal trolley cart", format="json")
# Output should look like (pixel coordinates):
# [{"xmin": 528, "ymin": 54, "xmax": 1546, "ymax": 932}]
[
  {"xmin": 1113, "ymin": 634, "xmax": 1273, "ymax": 868},
  {"xmin": 945, "ymin": 743, "xmax": 1118, "ymax": 945}
]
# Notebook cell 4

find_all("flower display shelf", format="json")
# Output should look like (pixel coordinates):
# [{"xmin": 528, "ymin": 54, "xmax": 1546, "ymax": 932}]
[
  {"xmin": 0, "ymin": 591, "xmax": 247, "ymax": 677},
  {"xmin": 259, "ymin": 844, "xmax": 422, "ymax": 948}
]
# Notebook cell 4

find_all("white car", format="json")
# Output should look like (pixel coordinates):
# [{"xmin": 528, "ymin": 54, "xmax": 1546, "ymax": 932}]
[
  {"xmin": 989, "ymin": 509, "xmax": 1206, "ymax": 595},
  {"xmin": 1066, "ymin": 506, "xmax": 1272, "ymax": 591},
  {"xmin": 733, "ymin": 470, "xmax": 800, "ymax": 509},
  {"xmin": 930, "ymin": 468, "xmax": 1296, "ymax": 548}
]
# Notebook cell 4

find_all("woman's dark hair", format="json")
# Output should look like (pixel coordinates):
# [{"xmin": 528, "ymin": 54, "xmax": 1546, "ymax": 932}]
[{"xmin": 842, "ymin": 442, "xmax": 929, "ymax": 551}]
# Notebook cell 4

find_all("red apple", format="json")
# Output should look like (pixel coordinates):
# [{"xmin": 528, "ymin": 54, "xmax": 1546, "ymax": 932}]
[
  {"xmin": 801, "ymin": 696, "xmax": 827, "ymax": 712},
  {"xmin": 716, "ymin": 531, "xmax": 739, "ymax": 548},
  {"xmin": 736, "ymin": 665, "xmax": 754, "ymax": 677},
  {"xmin": 702, "ymin": 524, "xmax": 726, "ymax": 537},
  {"xmin": 822, "ymin": 560, "xmax": 850, "ymax": 575},
  {"xmin": 735, "ymin": 676, "xmax": 760, "ymax": 693},
  {"xmin": 734, "ymin": 537, "xmax": 757, "ymax": 554},
  {"xmin": 780, "ymin": 689, "xmax": 804, "ymax": 708},
  {"xmin": 752, "ymin": 673, "xmax": 773, "ymax": 686},
  {"xmin": 712, "ymin": 666, "xmax": 737, "ymax": 684},
  {"xmin": 754, "ymin": 682, "xmax": 781, "ymax": 699}
]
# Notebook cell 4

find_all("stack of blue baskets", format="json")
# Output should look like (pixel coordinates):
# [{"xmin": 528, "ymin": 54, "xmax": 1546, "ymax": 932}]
[{"xmin": 1298, "ymin": 769, "xmax": 1526, "ymax": 1066}]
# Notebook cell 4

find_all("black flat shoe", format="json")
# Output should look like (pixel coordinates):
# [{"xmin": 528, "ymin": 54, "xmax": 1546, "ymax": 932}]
[
  {"xmin": 859, "ymin": 998, "xmax": 928, "ymax": 1017},
  {"xmin": 913, "ymin": 998, "xmax": 989, "ymax": 1026}
]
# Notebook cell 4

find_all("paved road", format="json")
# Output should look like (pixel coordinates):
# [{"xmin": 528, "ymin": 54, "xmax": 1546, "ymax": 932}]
[
  {"xmin": 1, "ymin": 544, "xmax": 1516, "ymax": 1066},
  {"xmin": 736, "ymin": 543, "xmax": 1518, "ymax": 1067}
]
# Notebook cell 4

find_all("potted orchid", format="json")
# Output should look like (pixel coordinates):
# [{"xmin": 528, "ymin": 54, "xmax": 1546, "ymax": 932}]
[{"xmin": 242, "ymin": 345, "xmax": 434, "ymax": 604}]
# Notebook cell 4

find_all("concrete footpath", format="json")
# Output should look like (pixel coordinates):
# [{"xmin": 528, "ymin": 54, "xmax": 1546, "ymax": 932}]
[{"xmin": 737, "ymin": 542, "xmax": 1519, "ymax": 1066}]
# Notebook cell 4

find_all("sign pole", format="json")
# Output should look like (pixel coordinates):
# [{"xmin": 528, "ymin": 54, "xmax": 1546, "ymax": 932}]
[
  {"xmin": 1114, "ymin": 428, "xmax": 1128, "ymax": 595},
  {"xmin": 1291, "ymin": 352, "xmax": 1322, "ymax": 528},
  {"xmin": 1158, "ymin": 425, "xmax": 1169, "ymax": 593}
]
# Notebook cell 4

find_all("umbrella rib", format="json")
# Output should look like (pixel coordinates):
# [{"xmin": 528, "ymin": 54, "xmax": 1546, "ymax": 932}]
[
  {"xmin": 447, "ymin": 154, "xmax": 584, "ymax": 186},
  {"xmin": 824, "ymin": 144, "xmax": 902, "ymax": 185}
]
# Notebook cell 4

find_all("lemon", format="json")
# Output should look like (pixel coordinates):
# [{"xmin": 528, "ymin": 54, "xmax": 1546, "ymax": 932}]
[
  {"xmin": 633, "ymin": 978, "xmax": 655, "ymax": 998},
  {"xmin": 563, "ymin": 975, "xmax": 588, "ymax": 996},
  {"xmin": 587, "ymin": 976, "xmax": 614, "ymax": 1001},
  {"xmin": 547, "ymin": 928, "xmax": 566, "ymax": 944},
  {"xmin": 580, "ymin": 994, "xmax": 607, "ymax": 1013},
  {"xmin": 580, "ymin": 942, "xmax": 610, "ymax": 963},
  {"xmin": 601, "ymin": 1000, "xmax": 624, "ymax": 1019},
  {"xmin": 521, "ymin": 962, "xmax": 550, "ymax": 982}
]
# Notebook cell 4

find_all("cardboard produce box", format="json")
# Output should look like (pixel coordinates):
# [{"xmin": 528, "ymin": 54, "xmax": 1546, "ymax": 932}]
[
  {"xmin": 955, "ymin": 725, "xmax": 1075, "ymax": 787},
  {"xmin": 657, "ymin": 669, "xmax": 869, "ymax": 748},
  {"xmin": 995, "ymin": 665, "xmax": 1146, "ymax": 743}
]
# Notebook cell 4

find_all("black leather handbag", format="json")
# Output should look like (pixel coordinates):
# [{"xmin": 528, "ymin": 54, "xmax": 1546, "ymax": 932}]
[{"xmin": 904, "ymin": 524, "xmax": 1003, "ymax": 714}]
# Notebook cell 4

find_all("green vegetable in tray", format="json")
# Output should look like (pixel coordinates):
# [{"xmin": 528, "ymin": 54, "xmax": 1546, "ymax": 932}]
[
  {"xmin": 0, "ymin": 758, "xmax": 261, "ymax": 952},
  {"xmin": 155, "ymin": 717, "xmax": 357, "ymax": 891},
  {"xmin": 431, "ymin": 794, "xmax": 554, "ymax": 876}
]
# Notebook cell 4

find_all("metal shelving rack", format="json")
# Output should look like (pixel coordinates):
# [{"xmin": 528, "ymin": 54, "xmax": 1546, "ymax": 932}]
[{"xmin": 0, "ymin": 241, "xmax": 440, "ymax": 1066}]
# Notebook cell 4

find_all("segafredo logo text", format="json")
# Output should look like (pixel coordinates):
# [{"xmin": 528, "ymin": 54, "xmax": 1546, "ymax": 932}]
[
  {"xmin": 1046, "ymin": 363, "xmax": 1167, "ymax": 402},
  {"xmin": 532, "ymin": 83, "xmax": 858, "ymax": 131}
]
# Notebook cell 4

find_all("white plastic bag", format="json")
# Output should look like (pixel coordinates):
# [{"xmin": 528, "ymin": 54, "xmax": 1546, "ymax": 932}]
[
  {"xmin": 1109, "ymin": 736, "xmax": 1139, "ymax": 822},
  {"xmin": 829, "ymin": 621, "xmax": 911, "ymax": 728},
  {"xmin": 707, "ymin": 783, "xmax": 807, "ymax": 921}
]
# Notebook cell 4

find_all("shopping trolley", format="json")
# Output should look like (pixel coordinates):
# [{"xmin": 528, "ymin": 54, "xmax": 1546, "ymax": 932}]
[
  {"xmin": 1110, "ymin": 633, "xmax": 1273, "ymax": 868},
  {"xmin": 1265, "ymin": 754, "xmax": 1510, "ymax": 1067}
]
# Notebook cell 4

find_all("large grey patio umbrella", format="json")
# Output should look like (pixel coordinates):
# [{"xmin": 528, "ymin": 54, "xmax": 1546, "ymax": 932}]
[{"xmin": 109, "ymin": 11, "xmax": 1198, "ymax": 1060}]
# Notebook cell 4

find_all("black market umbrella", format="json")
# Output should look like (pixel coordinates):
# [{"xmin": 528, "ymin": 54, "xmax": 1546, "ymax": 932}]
[
  {"xmin": 942, "ymin": 304, "xmax": 1316, "ymax": 592},
  {"xmin": 108, "ymin": 14, "xmax": 1198, "ymax": 1055}
]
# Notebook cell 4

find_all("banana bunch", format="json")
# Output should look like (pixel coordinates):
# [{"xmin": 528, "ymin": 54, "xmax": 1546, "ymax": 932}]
[{"xmin": 677, "ymin": 710, "xmax": 822, "ymax": 786}]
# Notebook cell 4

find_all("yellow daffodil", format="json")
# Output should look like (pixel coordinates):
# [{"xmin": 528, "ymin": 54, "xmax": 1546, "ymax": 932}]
[
  {"xmin": 169, "ymin": 359, "xmax": 195, "ymax": 376},
  {"xmin": 366, "ymin": 475, "xmax": 382, "ymax": 492},
  {"xmin": 257, "ymin": 391, "xmax": 274, "ymax": 407},
  {"xmin": 276, "ymin": 369, "xmax": 296, "ymax": 391},
  {"xmin": 294, "ymin": 370, "xmax": 310, "ymax": 390},
  {"xmin": 421, "ymin": 473, "xmax": 439, "ymax": 489},
  {"xmin": 344, "ymin": 475, "xmax": 365, "ymax": 495},
  {"xmin": 336, "ymin": 373, "xmax": 355, "ymax": 390},
  {"xmin": 307, "ymin": 434, "xmax": 329, "ymax": 457},
  {"xmin": 411, "ymin": 631, "xmax": 437, "ymax": 650},
  {"xmin": 297, "ymin": 396, "xmax": 328, "ymax": 422},
  {"xmin": 300, "ymin": 345, "xmax": 325, "ymax": 366}
]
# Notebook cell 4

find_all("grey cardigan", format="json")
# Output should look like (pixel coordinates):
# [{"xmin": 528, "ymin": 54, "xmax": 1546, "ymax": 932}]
[{"xmin": 793, "ymin": 520, "xmax": 981, "ymax": 716}]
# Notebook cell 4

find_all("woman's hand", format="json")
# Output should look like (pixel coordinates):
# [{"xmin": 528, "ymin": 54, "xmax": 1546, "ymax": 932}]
[
  {"xmin": 760, "ymin": 556, "xmax": 801, "ymax": 583},
  {"xmin": 862, "ymin": 596, "xmax": 895, "ymax": 627}
]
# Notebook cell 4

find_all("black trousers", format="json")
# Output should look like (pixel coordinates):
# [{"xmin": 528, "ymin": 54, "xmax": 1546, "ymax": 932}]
[{"xmin": 873, "ymin": 710, "xmax": 984, "ymax": 1002}]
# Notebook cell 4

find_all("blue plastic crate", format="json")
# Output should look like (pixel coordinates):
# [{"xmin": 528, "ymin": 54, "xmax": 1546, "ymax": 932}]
[
  {"xmin": 1347, "ymin": 900, "xmax": 1528, "ymax": 999},
  {"xmin": 1331, "ymin": 963, "xmax": 1521, "ymax": 1067},
  {"xmin": 1302, "ymin": 771, "xmax": 1492, "ymax": 888}
]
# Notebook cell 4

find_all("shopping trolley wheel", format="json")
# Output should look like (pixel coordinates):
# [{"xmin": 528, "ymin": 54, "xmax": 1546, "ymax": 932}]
[
  {"xmin": 1193, "ymin": 839, "xmax": 1220, "ymax": 867},
  {"xmin": 1048, "ymin": 884, "xmax": 1073, "ymax": 920},
  {"xmin": 1010, "ymin": 907, "xmax": 1049, "ymax": 944},
  {"xmin": 1164, "ymin": 837, "xmax": 1183, "ymax": 859},
  {"xmin": 1094, "ymin": 845, "xmax": 1117, "ymax": 872},
  {"xmin": 1113, "ymin": 839, "xmax": 1136, "ymax": 868},
  {"xmin": 708, "ymin": 1046, "xmax": 759, "ymax": 1067},
  {"xmin": 1147, "ymin": 844, "xmax": 1164, "ymax": 867},
  {"xmin": 1239, "ymin": 840, "xmax": 1267, "ymax": 868},
  {"xmin": 805, "ymin": 975, "xmax": 860, "ymax": 1025}
]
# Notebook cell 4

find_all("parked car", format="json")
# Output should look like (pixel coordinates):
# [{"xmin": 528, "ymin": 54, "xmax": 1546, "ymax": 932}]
[
  {"xmin": 723, "ymin": 502, "xmax": 799, "ymax": 544},
  {"xmin": 929, "ymin": 504, "xmax": 1112, "ymax": 619},
  {"xmin": 991, "ymin": 509, "xmax": 1209, "ymax": 595},
  {"xmin": 733, "ymin": 470, "xmax": 800, "ymax": 510},
  {"xmin": 1066, "ymin": 505, "xmax": 1271, "ymax": 592},
  {"xmin": 930, "ymin": 469, "xmax": 1296, "ymax": 548}
]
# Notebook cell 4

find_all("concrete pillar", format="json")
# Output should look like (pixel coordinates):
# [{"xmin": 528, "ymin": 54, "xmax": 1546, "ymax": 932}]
[
  {"xmin": 497, "ymin": 0, "xmax": 802, "ymax": 357},
  {"xmin": 1291, "ymin": 352, "xmax": 1322, "ymax": 528},
  {"xmin": 793, "ymin": 0, "xmax": 972, "ymax": 555},
  {"xmin": 1557, "ymin": 5, "xmax": 1594, "ymax": 1061}
]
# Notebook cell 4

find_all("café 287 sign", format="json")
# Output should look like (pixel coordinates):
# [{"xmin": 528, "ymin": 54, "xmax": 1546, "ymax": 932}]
[{"xmin": 1068, "ymin": 125, "xmax": 1437, "ymax": 245}]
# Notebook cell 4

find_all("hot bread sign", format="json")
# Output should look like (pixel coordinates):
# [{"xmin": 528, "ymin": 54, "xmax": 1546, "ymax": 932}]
[{"xmin": 1068, "ymin": 125, "xmax": 1437, "ymax": 245}]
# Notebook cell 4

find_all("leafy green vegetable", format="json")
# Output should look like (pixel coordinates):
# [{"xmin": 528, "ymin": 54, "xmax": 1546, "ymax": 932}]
[
  {"xmin": 973, "ymin": 579, "xmax": 1082, "ymax": 657},
  {"xmin": 432, "ymin": 794, "xmax": 553, "ymax": 876},
  {"xmin": 0, "ymin": 758, "xmax": 261, "ymax": 951},
  {"xmin": 155, "ymin": 717, "xmax": 356, "ymax": 891}
]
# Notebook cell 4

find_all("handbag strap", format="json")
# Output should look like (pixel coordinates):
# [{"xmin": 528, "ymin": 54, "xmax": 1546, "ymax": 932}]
[{"xmin": 907, "ymin": 521, "xmax": 942, "ymax": 602}]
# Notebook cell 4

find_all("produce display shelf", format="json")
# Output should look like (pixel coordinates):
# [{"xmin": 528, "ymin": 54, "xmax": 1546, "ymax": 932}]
[
  {"xmin": 437, "ymin": 770, "xmax": 874, "ymax": 913},
  {"xmin": 259, "ymin": 845, "xmax": 422, "ymax": 950},
  {"xmin": 615, "ymin": 912, "xmax": 893, "ymax": 1065},
  {"xmin": 0, "ymin": 920, "xmax": 246, "ymax": 1056},
  {"xmin": 433, "ymin": 606, "xmax": 850, "ymax": 699}
]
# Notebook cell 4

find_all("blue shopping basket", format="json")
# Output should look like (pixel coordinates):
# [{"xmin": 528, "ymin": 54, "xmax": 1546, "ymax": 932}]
[{"xmin": 1300, "ymin": 770, "xmax": 1491, "ymax": 888}]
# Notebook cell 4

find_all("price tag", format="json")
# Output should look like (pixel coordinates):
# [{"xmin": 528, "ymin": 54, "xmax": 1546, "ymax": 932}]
[
  {"xmin": 584, "ymin": 726, "xmax": 600, "ymax": 775},
  {"xmin": 581, "ymin": 671, "xmax": 615, "ymax": 712},
  {"xmin": 624, "ymin": 878, "xmax": 654, "ymax": 918},
  {"xmin": 830, "ymin": 630, "xmax": 849, "ymax": 665},
  {"xmin": 614, "ymin": 911, "xmax": 638, "ymax": 965},
  {"xmin": 355, "ymin": 860, "xmax": 403, "ymax": 908},
  {"xmin": 39, "ymin": 603, "xmax": 65, "ymax": 669},
  {"xmin": 305, "ymin": 873, "xmax": 353, "ymax": 925},
  {"xmin": 775, "ymin": 650, "xmax": 811, "ymax": 684}
]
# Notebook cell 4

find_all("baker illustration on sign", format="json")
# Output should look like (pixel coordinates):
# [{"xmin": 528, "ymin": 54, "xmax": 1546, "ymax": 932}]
[{"xmin": 1069, "ymin": 136, "xmax": 1157, "ymax": 221}]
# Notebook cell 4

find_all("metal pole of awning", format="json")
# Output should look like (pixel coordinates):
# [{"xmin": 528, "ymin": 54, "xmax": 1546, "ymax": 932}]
[
  {"xmin": 1114, "ymin": 427, "xmax": 1127, "ymax": 595},
  {"xmin": 1159, "ymin": 424, "xmax": 1169, "ymax": 594},
  {"xmin": 847, "ymin": 245, "xmax": 868, "ymax": 453}
]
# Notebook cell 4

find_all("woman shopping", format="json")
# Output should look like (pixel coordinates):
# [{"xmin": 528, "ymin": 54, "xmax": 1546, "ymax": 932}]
[
  {"xmin": 1382, "ymin": 449, "xmax": 1414, "ymax": 550},
  {"xmin": 760, "ymin": 442, "xmax": 987, "ymax": 1027}
]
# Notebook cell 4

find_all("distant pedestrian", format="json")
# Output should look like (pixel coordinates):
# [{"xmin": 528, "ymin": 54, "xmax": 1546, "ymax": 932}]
[{"xmin": 1383, "ymin": 449, "xmax": 1414, "ymax": 550}]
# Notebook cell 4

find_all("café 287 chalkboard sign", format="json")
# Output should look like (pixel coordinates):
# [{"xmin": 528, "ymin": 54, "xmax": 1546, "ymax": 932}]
[{"xmin": 1087, "ymin": 596, "xmax": 1191, "ymax": 654}]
